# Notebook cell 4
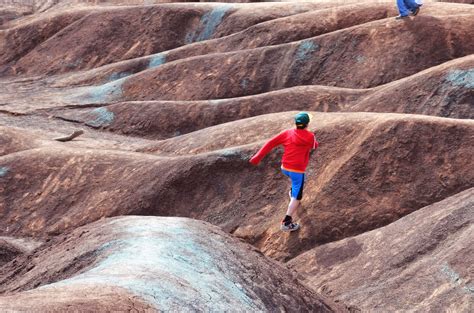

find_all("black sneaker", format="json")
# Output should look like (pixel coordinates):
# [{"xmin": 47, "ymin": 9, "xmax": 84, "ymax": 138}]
[
  {"xmin": 281, "ymin": 222, "xmax": 300, "ymax": 232},
  {"xmin": 412, "ymin": 6, "xmax": 420, "ymax": 16}
]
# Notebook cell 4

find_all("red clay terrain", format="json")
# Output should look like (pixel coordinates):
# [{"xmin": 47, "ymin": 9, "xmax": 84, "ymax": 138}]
[
  {"xmin": 0, "ymin": 0, "xmax": 473, "ymax": 311},
  {"xmin": 0, "ymin": 217, "xmax": 343, "ymax": 312},
  {"xmin": 288, "ymin": 188, "xmax": 474, "ymax": 312}
]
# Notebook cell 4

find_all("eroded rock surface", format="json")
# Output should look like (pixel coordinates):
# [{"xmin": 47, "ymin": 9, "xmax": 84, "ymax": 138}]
[
  {"xmin": 1, "ymin": 113, "xmax": 472, "ymax": 263},
  {"xmin": 0, "ymin": 216, "xmax": 344, "ymax": 312},
  {"xmin": 0, "ymin": 0, "xmax": 472, "ymax": 311},
  {"xmin": 289, "ymin": 188, "xmax": 474, "ymax": 312}
]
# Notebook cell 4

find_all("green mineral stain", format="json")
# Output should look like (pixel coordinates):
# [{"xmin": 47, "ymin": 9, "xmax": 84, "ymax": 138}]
[
  {"xmin": 0, "ymin": 167, "xmax": 8, "ymax": 177},
  {"xmin": 295, "ymin": 40, "xmax": 319, "ymax": 62},
  {"xmin": 185, "ymin": 6, "xmax": 232, "ymax": 43},
  {"xmin": 87, "ymin": 107, "xmax": 115, "ymax": 127},
  {"xmin": 446, "ymin": 68, "xmax": 474, "ymax": 89},
  {"xmin": 44, "ymin": 218, "xmax": 259, "ymax": 310},
  {"xmin": 108, "ymin": 72, "xmax": 130, "ymax": 82},
  {"xmin": 148, "ymin": 53, "xmax": 166, "ymax": 69}
]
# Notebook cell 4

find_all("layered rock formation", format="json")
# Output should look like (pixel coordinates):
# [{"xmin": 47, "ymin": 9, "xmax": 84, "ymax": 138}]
[
  {"xmin": 0, "ymin": 0, "xmax": 472, "ymax": 311},
  {"xmin": 289, "ymin": 188, "xmax": 474, "ymax": 312},
  {"xmin": 0, "ymin": 216, "xmax": 342, "ymax": 312}
]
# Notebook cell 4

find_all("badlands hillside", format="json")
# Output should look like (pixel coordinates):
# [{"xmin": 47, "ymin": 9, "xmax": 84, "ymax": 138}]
[{"xmin": 0, "ymin": 0, "xmax": 473, "ymax": 311}]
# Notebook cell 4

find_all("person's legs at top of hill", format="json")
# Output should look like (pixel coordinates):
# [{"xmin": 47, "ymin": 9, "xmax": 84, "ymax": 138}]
[
  {"xmin": 249, "ymin": 112, "xmax": 319, "ymax": 232},
  {"xmin": 396, "ymin": 0, "xmax": 422, "ymax": 19}
]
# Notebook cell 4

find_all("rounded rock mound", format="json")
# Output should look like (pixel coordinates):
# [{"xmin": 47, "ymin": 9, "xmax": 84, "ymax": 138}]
[{"xmin": 0, "ymin": 216, "xmax": 345, "ymax": 312}]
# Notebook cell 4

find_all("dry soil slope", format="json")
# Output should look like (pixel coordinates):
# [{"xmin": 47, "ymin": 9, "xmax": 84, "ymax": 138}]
[
  {"xmin": 51, "ymin": 54, "xmax": 474, "ymax": 140},
  {"xmin": 52, "ymin": 85, "xmax": 366, "ymax": 139},
  {"xmin": 1, "ymin": 113, "xmax": 473, "ymax": 263},
  {"xmin": 55, "ymin": 1, "xmax": 472, "ymax": 88},
  {"xmin": 55, "ymin": 2, "xmax": 397, "ymax": 86},
  {"xmin": 111, "ymin": 12, "xmax": 474, "ymax": 101},
  {"xmin": 0, "ymin": 125, "xmax": 272, "ymax": 237},
  {"xmin": 0, "ymin": 216, "xmax": 343, "ymax": 312},
  {"xmin": 438, "ymin": 0, "xmax": 474, "ymax": 3},
  {"xmin": 0, "ymin": 2, "xmax": 329, "ymax": 76},
  {"xmin": 0, "ymin": 126, "xmax": 45, "ymax": 156},
  {"xmin": 0, "ymin": 237, "xmax": 42, "ymax": 267},
  {"xmin": 354, "ymin": 55, "xmax": 474, "ymax": 119},
  {"xmin": 0, "ymin": 8, "xmax": 94, "ymax": 74},
  {"xmin": 139, "ymin": 112, "xmax": 474, "ymax": 261},
  {"xmin": 1, "ymin": 2, "xmax": 472, "ymax": 116},
  {"xmin": 288, "ymin": 188, "xmax": 474, "ymax": 312}
]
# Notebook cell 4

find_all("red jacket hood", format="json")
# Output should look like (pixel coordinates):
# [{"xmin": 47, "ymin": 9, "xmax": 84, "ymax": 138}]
[{"xmin": 289, "ymin": 129, "xmax": 314, "ymax": 146}]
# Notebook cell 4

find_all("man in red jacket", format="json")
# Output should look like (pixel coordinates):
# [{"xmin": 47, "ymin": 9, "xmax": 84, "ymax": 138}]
[{"xmin": 249, "ymin": 112, "xmax": 319, "ymax": 232}]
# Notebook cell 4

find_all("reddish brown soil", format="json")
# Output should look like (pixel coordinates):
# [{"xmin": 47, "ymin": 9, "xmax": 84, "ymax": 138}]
[
  {"xmin": 0, "ymin": 241, "xmax": 21, "ymax": 267},
  {"xmin": 288, "ymin": 188, "xmax": 474, "ymax": 311},
  {"xmin": 2, "ymin": 2, "xmax": 330, "ymax": 76},
  {"xmin": 0, "ymin": 237, "xmax": 43, "ymax": 267},
  {"xmin": 47, "ymin": 55, "xmax": 473, "ymax": 141},
  {"xmin": 52, "ymin": 86, "xmax": 367, "ymax": 139},
  {"xmin": 438, "ymin": 0, "xmax": 474, "ymax": 3},
  {"xmin": 1, "ymin": 113, "xmax": 472, "ymax": 263},
  {"xmin": 353, "ymin": 55, "xmax": 474, "ymax": 119},
  {"xmin": 0, "ymin": 217, "xmax": 344, "ymax": 312},
  {"xmin": 0, "ymin": 9, "xmax": 93, "ymax": 74},
  {"xmin": 52, "ymin": 2, "xmax": 397, "ymax": 86},
  {"xmin": 118, "ymin": 14, "xmax": 474, "ymax": 100},
  {"xmin": 0, "ymin": 1, "xmax": 472, "ymax": 311}
]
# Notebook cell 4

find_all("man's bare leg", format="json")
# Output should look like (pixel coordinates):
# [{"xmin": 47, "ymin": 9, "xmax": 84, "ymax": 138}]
[
  {"xmin": 286, "ymin": 198, "xmax": 300, "ymax": 217},
  {"xmin": 281, "ymin": 198, "xmax": 301, "ymax": 231}
]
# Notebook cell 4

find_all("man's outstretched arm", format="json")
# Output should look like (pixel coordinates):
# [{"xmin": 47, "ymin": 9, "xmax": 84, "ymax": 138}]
[{"xmin": 249, "ymin": 132, "xmax": 286, "ymax": 165}]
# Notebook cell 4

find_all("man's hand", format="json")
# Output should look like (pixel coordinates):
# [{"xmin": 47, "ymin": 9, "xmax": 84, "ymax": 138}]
[{"xmin": 249, "ymin": 156, "xmax": 259, "ymax": 166}]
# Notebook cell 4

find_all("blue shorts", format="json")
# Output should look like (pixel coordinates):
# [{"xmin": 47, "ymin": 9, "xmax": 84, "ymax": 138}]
[{"xmin": 282, "ymin": 169, "xmax": 305, "ymax": 200}]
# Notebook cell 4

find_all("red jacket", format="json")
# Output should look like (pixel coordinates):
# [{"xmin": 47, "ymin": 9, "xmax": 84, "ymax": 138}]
[{"xmin": 250, "ymin": 128, "xmax": 318, "ymax": 172}]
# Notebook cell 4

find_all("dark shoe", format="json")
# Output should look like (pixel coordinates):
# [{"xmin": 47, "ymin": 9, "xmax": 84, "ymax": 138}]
[
  {"xmin": 281, "ymin": 222, "xmax": 300, "ymax": 232},
  {"xmin": 395, "ymin": 15, "xmax": 409, "ymax": 20},
  {"xmin": 412, "ymin": 6, "xmax": 420, "ymax": 16}
]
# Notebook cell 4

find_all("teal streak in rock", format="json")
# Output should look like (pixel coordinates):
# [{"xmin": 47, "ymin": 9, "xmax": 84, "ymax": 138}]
[
  {"xmin": 0, "ymin": 167, "xmax": 8, "ymax": 177},
  {"xmin": 45, "ymin": 218, "xmax": 259, "ymax": 311},
  {"xmin": 440, "ymin": 263, "xmax": 474, "ymax": 294},
  {"xmin": 186, "ymin": 5, "xmax": 232, "ymax": 43},
  {"xmin": 209, "ymin": 99, "xmax": 224, "ymax": 106},
  {"xmin": 240, "ymin": 78, "xmax": 250, "ymax": 90},
  {"xmin": 356, "ymin": 55, "xmax": 365, "ymax": 63},
  {"xmin": 80, "ymin": 77, "xmax": 127, "ymax": 104},
  {"xmin": 87, "ymin": 107, "xmax": 115, "ymax": 127},
  {"xmin": 148, "ymin": 53, "xmax": 166, "ymax": 69},
  {"xmin": 446, "ymin": 68, "xmax": 474, "ymax": 89},
  {"xmin": 295, "ymin": 40, "xmax": 319, "ymax": 62},
  {"xmin": 107, "ymin": 72, "xmax": 130, "ymax": 82}
]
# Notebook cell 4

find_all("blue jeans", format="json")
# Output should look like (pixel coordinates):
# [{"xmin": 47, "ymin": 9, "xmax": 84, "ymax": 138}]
[{"xmin": 397, "ymin": 0, "xmax": 419, "ymax": 16}]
